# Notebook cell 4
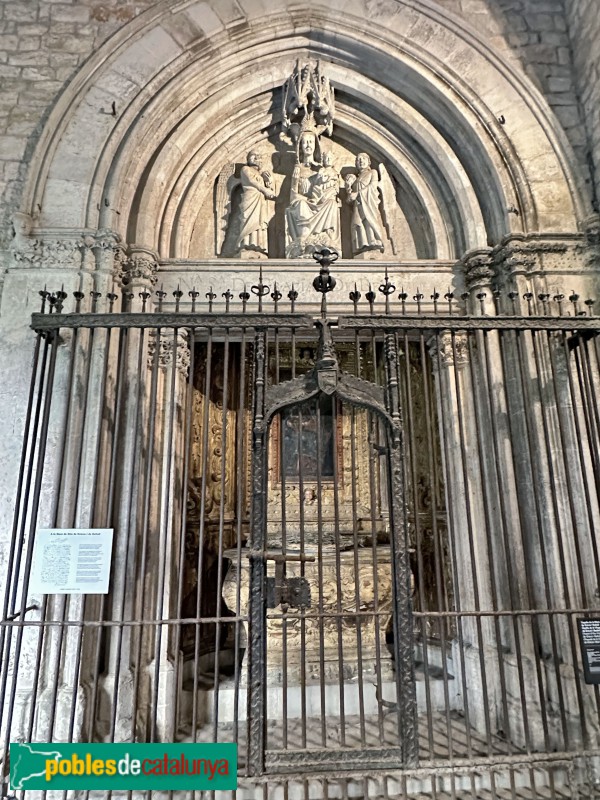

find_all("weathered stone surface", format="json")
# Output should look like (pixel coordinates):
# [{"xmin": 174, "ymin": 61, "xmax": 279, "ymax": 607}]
[
  {"xmin": 565, "ymin": 0, "xmax": 600, "ymax": 206},
  {"xmin": 0, "ymin": 5, "xmax": 599, "ymax": 762}
]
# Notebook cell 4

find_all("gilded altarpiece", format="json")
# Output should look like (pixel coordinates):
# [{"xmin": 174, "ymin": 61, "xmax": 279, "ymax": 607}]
[
  {"xmin": 265, "ymin": 343, "xmax": 376, "ymax": 545},
  {"xmin": 181, "ymin": 342, "xmax": 253, "ymax": 659},
  {"xmin": 181, "ymin": 340, "xmax": 451, "ymax": 675}
]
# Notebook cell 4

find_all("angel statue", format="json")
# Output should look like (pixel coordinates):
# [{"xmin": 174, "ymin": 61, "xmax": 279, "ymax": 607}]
[{"xmin": 345, "ymin": 153, "xmax": 396, "ymax": 256}]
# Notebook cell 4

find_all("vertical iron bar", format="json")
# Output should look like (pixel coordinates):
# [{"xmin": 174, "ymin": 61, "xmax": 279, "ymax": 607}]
[
  {"xmin": 328, "ymin": 397, "xmax": 347, "ymax": 746},
  {"xmin": 417, "ymin": 331, "xmax": 456, "ymax": 758},
  {"xmin": 0, "ymin": 330, "xmax": 46, "ymax": 741},
  {"xmin": 149, "ymin": 324, "xmax": 179, "ymax": 740},
  {"xmin": 2, "ymin": 330, "xmax": 60, "ymax": 753},
  {"xmin": 172, "ymin": 325, "xmax": 196, "ymax": 739},
  {"xmin": 193, "ymin": 333, "xmax": 213, "ymax": 740},
  {"xmin": 108, "ymin": 320, "xmax": 147, "ymax": 750},
  {"xmin": 296, "ymin": 400, "xmax": 308, "ymax": 751},
  {"xmin": 401, "ymin": 332, "xmax": 437, "ymax": 759},
  {"xmin": 232, "ymin": 332, "xmax": 248, "ymax": 748},
  {"xmin": 349, "ymin": 402, "xmax": 367, "ymax": 746},
  {"xmin": 248, "ymin": 329, "xmax": 267, "ymax": 776},
  {"xmin": 211, "ymin": 330, "xmax": 231, "ymax": 741},
  {"xmin": 384, "ymin": 332, "xmax": 417, "ymax": 767}
]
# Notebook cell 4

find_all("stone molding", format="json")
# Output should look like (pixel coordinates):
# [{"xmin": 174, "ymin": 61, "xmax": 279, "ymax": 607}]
[
  {"xmin": 9, "ymin": 224, "xmax": 127, "ymax": 278},
  {"xmin": 491, "ymin": 233, "xmax": 587, "ymax": 283},
  {"xmin": 9, "ymin": 228, "xmax": 162, "ymax": 289}
]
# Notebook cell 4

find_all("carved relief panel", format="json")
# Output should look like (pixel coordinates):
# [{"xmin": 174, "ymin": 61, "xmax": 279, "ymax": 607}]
[{"xmin": 193, "ymin": 63, "xmax": 418, "ymax": 260}]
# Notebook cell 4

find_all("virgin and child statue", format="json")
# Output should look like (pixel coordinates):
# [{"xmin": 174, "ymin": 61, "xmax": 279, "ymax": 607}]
[{"xmin": 285, "ymin": 127, "xmax": 342, "ymax": 259}]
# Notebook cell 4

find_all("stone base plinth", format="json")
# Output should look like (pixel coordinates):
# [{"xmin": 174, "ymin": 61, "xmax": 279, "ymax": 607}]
[{"xmin": 222, "ymin": 546, "xmax": 394, "ymax": 684}]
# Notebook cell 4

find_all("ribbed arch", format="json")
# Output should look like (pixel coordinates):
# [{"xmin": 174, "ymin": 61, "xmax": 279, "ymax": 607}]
[{"xmin": 22, "ymin": 0, "xmax": 586, "ymax": 263}]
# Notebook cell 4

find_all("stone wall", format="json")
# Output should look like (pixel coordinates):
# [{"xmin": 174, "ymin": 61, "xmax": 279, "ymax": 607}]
[
  {"xmin": 564, "ymin": 0, "xmax": 600, "ymax": 212},
  {"xmin": 0, "ymin": 0, "xmax": 155, "ymax": 255},
  {"xmin": 437, "ymin": 0, "xmax": 588, "ymax": 189},
  {"xmin": 0, "ymin": 0, "xmax": 595, "ymax": 264}
]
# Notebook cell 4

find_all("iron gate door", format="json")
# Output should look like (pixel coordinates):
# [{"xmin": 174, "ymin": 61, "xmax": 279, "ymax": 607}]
[{"xmin": 245, "ymin": 319, "xmax": 418, "ymax": 775}]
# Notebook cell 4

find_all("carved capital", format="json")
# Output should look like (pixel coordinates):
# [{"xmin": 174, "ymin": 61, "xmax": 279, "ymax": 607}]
[
  {"xmin": 148, "ymin": 330, "xmax": 190, "ymax": 377},
  {"xmin": 493, "ymin": 234, "xmax": 579, "ymax": 282},
  {"xmin": 91, "ymin": 230, "xmax": 126, "ymax": 279},
  {"xmin": 428, "ymin": 331, "xmax": 469, "ymax": 370},
  {"xmin": 461, "ymin": 247, "xmax": 495, "ymax": 292},
  {"xmin": 582, "ymin": 213, "xmax": 600, "ymax": 246},
  {"xmin": 121, "ymin": 245, "xmax": 159, "ymax": 287}
]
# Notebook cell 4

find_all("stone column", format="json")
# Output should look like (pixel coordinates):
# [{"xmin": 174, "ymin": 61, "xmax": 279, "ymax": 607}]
[
  {"xmin": 429, "ymin": 327, "xmax": 501, "ymax": 736},
  {"xmin": 33, "ymin": 232, "xmax": 128, "ymax": 743},
  {"xmin": 459, "ymin": 249, "xmax": 548, "ymax": 749},
  {"xmin": 0, "ymin": 228, "xmax": 124, "ymax": 744},
  {"xmin": 145, "ymin": 328, "xmax": 191, "ymax": 741},
  {"xmin": 94, "ymin": 244, "xmax": 160, "ymax": 741},
  {"xmin": 492, "ymin": 235, "xmax": 599, "ymax": 748}
]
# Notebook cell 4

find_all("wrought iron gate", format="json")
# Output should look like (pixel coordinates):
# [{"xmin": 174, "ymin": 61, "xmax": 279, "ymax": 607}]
[{"xmin": 2, "ymin": 256, "xmax": 600, "ymax": 798}]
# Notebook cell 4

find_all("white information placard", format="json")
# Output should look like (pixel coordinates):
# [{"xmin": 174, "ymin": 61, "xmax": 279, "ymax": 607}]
[{"xmin": 30, "ymin": 529, "xmax": 114, "ymax": 594}]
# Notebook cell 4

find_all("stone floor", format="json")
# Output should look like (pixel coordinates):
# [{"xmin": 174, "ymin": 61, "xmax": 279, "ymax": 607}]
[{"xmin": 189, "ymin": 710, "xmax": 518, "ymax": 762}]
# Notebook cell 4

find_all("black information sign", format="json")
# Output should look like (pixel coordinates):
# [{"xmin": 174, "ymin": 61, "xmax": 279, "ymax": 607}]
[{"xmin": 578, "ymin": 618, "xmax": 600, "ymax": 685}]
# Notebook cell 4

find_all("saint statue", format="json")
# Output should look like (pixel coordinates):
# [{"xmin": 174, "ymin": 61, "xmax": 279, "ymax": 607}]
[
  {"xmin": 345, "ymin": 153, "xmax": 386, "ymax": 255},
  {"xmin": 235, "ymin": 151, "xmax": 276, "ymax": 257},
  {"xmin": 285, "ymin": 122, "xmax": 341, "ymax": 259}
]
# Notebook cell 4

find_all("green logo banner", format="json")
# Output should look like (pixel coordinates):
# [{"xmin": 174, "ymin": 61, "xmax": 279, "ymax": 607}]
[{"xmin": 10, "ymin": 743, "xmax": 237, "ymax": 790}]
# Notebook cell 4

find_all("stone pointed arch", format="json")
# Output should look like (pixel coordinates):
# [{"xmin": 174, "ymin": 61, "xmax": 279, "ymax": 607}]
[{"xmin": 20, "ymin": 0, "xmax": 587, "ymax": 263}]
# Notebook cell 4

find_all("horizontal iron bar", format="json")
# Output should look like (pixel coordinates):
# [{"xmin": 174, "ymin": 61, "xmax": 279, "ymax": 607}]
[
  {"xmin": 250, "ymin": 551, "xmax": 317, "ymax": 562},
  {"xmin": 254, "ymin": 750, "xmax": 598, "ymax": 783},
  {"xmin": 1, "ymin": 607, "xmax": 594, "ymax": 628},
  {"xmin": 31, "ymin": 312, "xmax": 315, "ymax": 331},
  {"xmin": 337, "ymin": 315, "xmax": 600, "ymax": 331},
  {"xmin": 265, "ymin": 746, "xmax": 407, "ymax": 772},
  {"xmin": 31, "ymin": 311, "xmax": 600, "ymax": 332},
  {"xmin": 0, "ymin": 615, "xmax": 249, "ymax": 628}
]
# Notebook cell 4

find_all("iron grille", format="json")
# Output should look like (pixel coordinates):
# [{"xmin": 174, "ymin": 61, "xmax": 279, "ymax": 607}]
[{"xmin": 2, "ymin": 264, "xmax": 600, "ymax": 798}]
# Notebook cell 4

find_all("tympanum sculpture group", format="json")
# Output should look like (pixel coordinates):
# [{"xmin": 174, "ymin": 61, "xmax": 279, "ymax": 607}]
[{"xmin": 219, "ymin": 62, "xmax": 397, "ymax": 260}]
